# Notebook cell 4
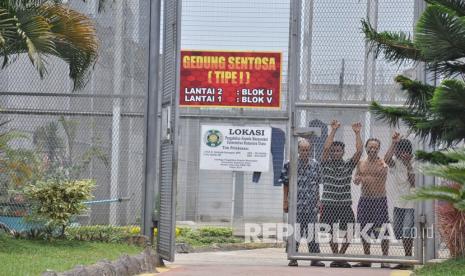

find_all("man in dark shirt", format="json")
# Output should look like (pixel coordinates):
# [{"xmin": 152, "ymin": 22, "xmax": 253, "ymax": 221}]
[
  {"xmin": 280, "ymin": 138, "xmax": 324, "ymax": 267},
  {"xmin": 320, "ymin": 120, "xmax": 363, "ymax": 268}
]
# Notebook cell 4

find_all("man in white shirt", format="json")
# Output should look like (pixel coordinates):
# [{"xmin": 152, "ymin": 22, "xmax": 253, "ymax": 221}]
[{"xmin": 385, "ymin": 132, "xmax": 415, "ymax": 270}]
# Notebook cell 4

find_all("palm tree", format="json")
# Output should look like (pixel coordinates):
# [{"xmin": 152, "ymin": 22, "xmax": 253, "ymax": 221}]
[
  {"xmin": 362, "ymin": 0, "xmax": 465, "ymax": 257},
  {"xmin": 0, "ymin": 0, "xmax": 99, "ymax": 90},
  {"xmin": 406, "ymin": 148, "xmax": 465, "ymax": 257}
]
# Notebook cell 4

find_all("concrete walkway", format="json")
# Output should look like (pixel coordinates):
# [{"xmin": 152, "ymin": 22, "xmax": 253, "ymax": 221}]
[{"xmin": 157, "ymin": 248, "xmax": 412, "ymax": 276}]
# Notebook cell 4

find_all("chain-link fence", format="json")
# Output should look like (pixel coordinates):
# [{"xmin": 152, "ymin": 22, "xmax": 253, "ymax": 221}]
[
  {"xmin": 289, "ymin": 111, "xmax": 424, "ymax": 264},
  {"xmin": 0, "ymin": 0, "xmax": 149, "ymax": 233},
  {"xmin": 175, "ymin": 0, "xmax": 291, "ymax": 234},
  {"xmin": 0, "ymin": 0, "xmax": 452, "ymax": 266},
  {"xmin": 171, "ymin": 0, "xmax": 448, "ymax": 265},
  {"xmin": 287, "ymin": 0, "xmax": 433, "ymax": 265}
]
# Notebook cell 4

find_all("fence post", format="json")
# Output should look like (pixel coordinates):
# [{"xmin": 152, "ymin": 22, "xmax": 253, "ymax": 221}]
[{"xmin": 142, "ymin": 0, "xmax": 162, "ymax": 238}]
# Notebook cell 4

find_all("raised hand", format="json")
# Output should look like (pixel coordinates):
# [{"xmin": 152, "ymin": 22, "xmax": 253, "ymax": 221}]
[
  {"xmin": 330, "ymin": 120, "xmax": 341, "ymax": 130},
  {"xmin": 400, "ymin": 153, "xmax": 413, "ymax": 167},
  {"xmin": 392, "ymin": 131, "xmax": 401, "ymax": 144},
  {"xmin": 352, "ymin": 122, "xmax": 362, "ymax": 134}
]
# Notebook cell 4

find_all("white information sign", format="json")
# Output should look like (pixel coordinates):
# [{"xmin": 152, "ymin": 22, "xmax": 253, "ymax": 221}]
[{"xmin": 199, "ymin": 125, "xmax": 271, "ymax": 172}]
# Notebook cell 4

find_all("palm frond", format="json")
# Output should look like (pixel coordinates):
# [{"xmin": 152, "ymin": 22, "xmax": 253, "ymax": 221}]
[
  {"xmin": 395, "ymin": 75, "xmax": 435, "ymax": 112},
  {"xmin": 15, "ymin": 11, "xmax": 56, "ymax": 77},
  {"xmin": 429, "ymin": 60, "xmax": 465, "ymax": 78},
  {"xmin": 39, "ymin": 4, "xmax": 98, "ymax": 90},
  {"xmin": 441, "ymin": 147, "xmax": 465, "ymax": 161},
  {"xmin": 32, "ymin": 121, "xmax": 64, "ymax": 163},
  {"xmin": 0, "ymin": 2, "xmax": 99, "ymax": 90},
  {"xmin": 0, "ymin": 130, "xmax": 28, "ymax": 152},
  {"xmin": 361, "ymin": 19, "xmax": 423, "ymax": 64},
  {"xmin": 416, "ymin": 150, "xmax": 459, "ymax": 164},
  {"xmin": 0, "ymin": 7, "xmax": 17, "ymax": 47},
  {"xmin": 415, "ymin": 5, "xmax": 465, "ymax": 62},
  {"xmin": 431, "ymin": 79, "xmax": 465, "ymax": 120},
  {"xmin": 369, "ymin": 101, "xmax": 420, "ymax": 127},
  {"xmin": 425, "ymin": 0, "xmax": 465, "ymax": 17},
  {"xmin": 453, "ymin": 200, "xmax": 465, "ymax": 211},
  {"xmin": 421, "ymin": 162, "xmax": 465, "ymax": 185},
  {"xmin": 405, "ymin": 185, "xmax": 462, "ymax": 203},
  {"xmin": 413, "ymin": 117, "xmax": 462, "ymax": 146}
]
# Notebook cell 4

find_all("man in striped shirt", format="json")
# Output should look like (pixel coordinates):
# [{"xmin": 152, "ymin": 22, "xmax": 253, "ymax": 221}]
[{"xmin": 320, "ymin": 120, "xmax": 363, "ymax": 268}]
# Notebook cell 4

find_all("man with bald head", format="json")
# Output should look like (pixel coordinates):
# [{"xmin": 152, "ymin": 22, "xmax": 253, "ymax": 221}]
[{"xmin": 280, "ymin": 137, "xmax": 324, "ymax": 267}]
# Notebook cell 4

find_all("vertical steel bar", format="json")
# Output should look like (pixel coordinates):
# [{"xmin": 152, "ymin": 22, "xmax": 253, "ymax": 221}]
[
  {"xmin": 287, "ymin": 0, "xmax": 302, "ymax": 259},
  {"xmin": 142, "ymin": 0, "xmax": 162, "ymax": 238},
  {"xmin": 110, "ymin": 0, "xmax": 124, "ymax": 224}
]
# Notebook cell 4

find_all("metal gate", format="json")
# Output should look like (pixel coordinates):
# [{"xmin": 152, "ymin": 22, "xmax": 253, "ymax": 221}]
[
  {"xmin": 287, "ymin": 0, "xmax": 425, "ymax": 266},
  {"xmin": 157, "ymin": 0, "xmax": 182, "ymax": 262}
]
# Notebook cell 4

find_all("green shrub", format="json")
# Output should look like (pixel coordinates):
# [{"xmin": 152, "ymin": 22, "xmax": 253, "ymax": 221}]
[
  {"xmin": 176, "ymin": 226, "xmax": 242, "ymax": 247},
  {"xmin": 197, "ymin": 226, "xmax": 233, "ymax": 237},
  {"xmin": 24, "ymin": 178, "xmax": 94, "ymax": 236},
  {"xmin": 65, "ymin": 225, "xmax": 134, "ymax": 242}
]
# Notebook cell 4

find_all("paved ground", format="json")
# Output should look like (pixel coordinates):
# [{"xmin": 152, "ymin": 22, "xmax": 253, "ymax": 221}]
[{"xmin": 153, "ymin": 248, "xmax": 412, "ymax": 276}]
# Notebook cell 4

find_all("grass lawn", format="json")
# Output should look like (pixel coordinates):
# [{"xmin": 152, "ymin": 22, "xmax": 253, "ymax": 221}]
[
  {"xmin": 414, "ymin": 258, "xmax": 465, "ymax": 276},
  {"xmin": 0, "ymin": 234, "xmax": 142, "ymax": 276}
]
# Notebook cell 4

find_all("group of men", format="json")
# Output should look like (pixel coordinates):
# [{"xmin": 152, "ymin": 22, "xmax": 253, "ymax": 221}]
[{"xmin": 280, "ymin": 120, "xmax": 415, "ymax": 269}]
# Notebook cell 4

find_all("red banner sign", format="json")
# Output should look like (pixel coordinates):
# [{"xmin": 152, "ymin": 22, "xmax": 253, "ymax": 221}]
[{"xmin": 180, "ymin": 50, "xmax": 282, "ymax": 108}]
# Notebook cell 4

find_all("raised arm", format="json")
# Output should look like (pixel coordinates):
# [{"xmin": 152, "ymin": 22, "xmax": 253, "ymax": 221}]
[
  {"xmin": 384, "ymin": 132, "xmax": 401, "ymax": 167},
  {"xmin": 351, "ymin": 122, "xmax": 363, "ymax": 164},
  {"xmin": 322, "ymin": 120, "xmax": 340, "ymax": 162}
]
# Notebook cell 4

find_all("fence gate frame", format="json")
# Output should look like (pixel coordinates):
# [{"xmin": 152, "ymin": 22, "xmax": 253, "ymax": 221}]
[
  {"xmin": 155, "ymin": 0, "xmax": 182, "ymax": 262},
  {"xmin": 287, "ymin": 0, "xmax": 427, "ymax": 265}
]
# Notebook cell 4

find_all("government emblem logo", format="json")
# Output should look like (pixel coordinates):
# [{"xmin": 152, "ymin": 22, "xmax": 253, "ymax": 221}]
[{"xmin": 205, "ymin": 129, "xmax": 223, "ymax": 147}]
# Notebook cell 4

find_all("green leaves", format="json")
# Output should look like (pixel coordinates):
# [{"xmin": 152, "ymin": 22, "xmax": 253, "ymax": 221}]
[
  {"xmin": 364, "ymin": 1, "xmax": 465, "ymax": 149},
  {"xmin": 416, "ymin": 150, "xmax": 457, "ymax": 164},
  {"xmin": 369, "ymin": 101, "xmax": 424, "ymax": 132},
  {"xmin": 24, "ymin": 178, "xmax": 95, "ymax": 233},
  {"xmin": 38, "ymin": 4, "xmax": 98, "ymax": 90},
  {"xmin": 407, "ymin": 148, "xmax": 465, "ymax": 211},
  {"xmin": 0, "ymin": 7, "xmax": 16, "ymax": 48},
  {"xmin": 361, "ymin": 19, "xmax": 423, "ymax": 64},
  {"xmin": 416, "ymin": 5, "xmax": 465, "ymax": 62},
  {"xmin": 395, "ymin": 75, "xmax": 435, "ymax": 112},
  {"xmin": 16, "ymin": 13, "xmax": 55, "ymax": 77},
  {"xmin": 425, "ymin": 1, "xmax": 465, "ymax": 17},
  {"xmin": 0, "ymin": 1, "xmax": 98, "ymax": 90},
  {"xmin": 363, "ymin": 0, "xmax": 465, "ymax": 256},
  {"xmin": 431, "ymin": 79, "xmax": 465, "ymax": 120},
  {"xmin": 422, "ymin": 162, "xmax": 465, "ymax": 185},
  {"xmin": 405, "ymin": 185, "xmax": 461, "ymax": 202}
]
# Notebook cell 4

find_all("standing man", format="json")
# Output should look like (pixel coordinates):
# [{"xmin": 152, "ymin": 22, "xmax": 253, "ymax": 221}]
[
  {"xmin": 320, "ymin": 120, "xmax": 363, "ymax": 268},
  {"xmin": 385, "ymin": 133, "xmax": 415, "ymax": 270},
  {"xmin": 353, "ymin": 138, "xmax": 390, "ymax": 268},
  {"xmin": 280, "ymin": 137, "xmax": 325, "ymax": 267}
]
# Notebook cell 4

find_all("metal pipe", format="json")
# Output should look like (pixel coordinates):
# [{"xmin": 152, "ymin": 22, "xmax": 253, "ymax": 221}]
[
  {"xmin": 142, "ymin": 0, "xmax": 162, "ymax": 238},
  {"xmin": 84, "ymin": 197, "xmax": 131, "ymax": 205},
  {"xmin": 109, "ymin": 0, "xmax": 125, "ymax": 226},
  {"xmin": 288, "ymin": 255, "xmax": 422, "ymax": 264},
  {"xmin": 230, "ymin": 172, "xmax": 236, "ymax": 228},
  {"xmin": 0, "ymin": 109, "xmax": 143, "ymax": 117},
  {"xmin": 287, "ymin": 0, "xmax": 302, "ymax": 259},
  {"xmin": 295, "ymin": 102, "xmax": 404, "ymax": 109},
  {"xmin": 0, "ymin": 91, "xmax": 144, "ymax": 99},
  {"xmin": 179, "ymin": 114, "xmax": 288, "ymax": 120}
]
